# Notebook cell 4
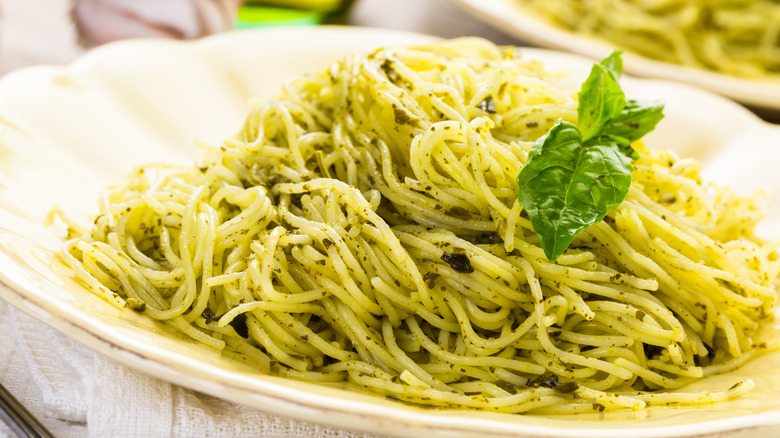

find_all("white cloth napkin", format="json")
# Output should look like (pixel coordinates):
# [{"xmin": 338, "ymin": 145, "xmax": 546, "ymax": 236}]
[{"xmin": 0, "ymin": 299, "xmax": 385, "ymax": 438}]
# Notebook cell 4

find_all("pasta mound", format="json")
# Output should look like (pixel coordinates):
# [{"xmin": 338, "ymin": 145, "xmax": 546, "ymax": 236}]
[{"xmin": 61, "ymin": 38, "xmax": 779, "ymax": 413}]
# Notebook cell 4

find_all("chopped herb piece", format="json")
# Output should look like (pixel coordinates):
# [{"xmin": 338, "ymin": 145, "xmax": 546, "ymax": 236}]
[
  {"xmin": 556, "ymin": 381, "xmax": 579, "ymax": 393},
  {"xmin": 643, "ymin": 343, "xmax": 665, "ymax": 359},
  {"xmin": 441, "ymin": 252, "xmax": 474, "ymax": 273},
  {"xmin": 126, "ymin": 298, "xmax": 146, "ymax": 312},
  {"xmin": 477, "ymin": 96, "xmax": 496, "ymax": 113},
  {"xmin": 526, "ymin": 374, "xmax": 560, "ymax": 388},
  {"xmin": 445, "ymin": 206, "xmax": 470, "ymax": 217},
  {"xmin": 229, "ymin": 313, "xmax": 249, "ymax": 339},
  {"xmin": 393, "ymin": 105, "xmax": 416, "ymax": 125}
]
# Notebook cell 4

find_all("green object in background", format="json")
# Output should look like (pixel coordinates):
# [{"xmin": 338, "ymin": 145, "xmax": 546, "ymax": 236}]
[
  {"xmin": 234, "ymin": 0, "xmax": 354, "ymax": 28},
  {"xmin": 244, "ymin": 0, "xmax": 342, "ymax": 11},
  {"xmin": 234, "ymin": 6, "xmax": 322, "ymax": 28}
]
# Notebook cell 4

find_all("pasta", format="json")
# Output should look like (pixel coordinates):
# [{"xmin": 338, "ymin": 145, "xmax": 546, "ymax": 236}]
[
  {"xmin": 517, "ymin": 0, "xmax": 780, "ymax": 80},
  {"xmin": 58, "ymin": 38, "xmax": 779, "ymax": 413}
]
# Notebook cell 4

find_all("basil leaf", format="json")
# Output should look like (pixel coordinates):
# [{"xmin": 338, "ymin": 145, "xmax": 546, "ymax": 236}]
[
  {"xmin": 599, "ymin": 50, "xmax": 623, "ymax": 79},
  {"xmin": 516, "ymin": 51, "xmax": 664, "ymax": 262},
  {"xmin": 517, "ymin": 120, "xmax": 633, "ymax": 261},
  {"xmin": 578, "ymin": 63, "xmax": 626, "ymax": 142},
  {"xmin": 601, "ymin": 99, "xmax": 665, "ymax": 143},
  {"xmin": 596, "ymin": 134, "xmax": 640, "ymax": 161}
]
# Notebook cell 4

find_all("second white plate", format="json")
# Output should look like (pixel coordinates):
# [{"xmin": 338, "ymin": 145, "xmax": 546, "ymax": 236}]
[{"xmin": 449, "ymin": 0, "xmax": 780, "ymax": 111}]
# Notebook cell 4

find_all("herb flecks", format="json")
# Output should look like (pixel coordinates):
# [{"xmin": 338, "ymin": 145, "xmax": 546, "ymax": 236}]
[
  {"xmin": 126, "ymin": 298, "xmax": 146, "ymax": 312},
  {"xmin": 516, "ymin": 51, "xmax": 664, "ymax": 261},
  {"xmin": 525, "ymin": 374, "xmax": 560, "ymax": 388},
  {"xmin": 441, "ymin": 252, "xmax": 474, "ymax": 273},
  {"xmin": 556, "ymin": 381, "xmax": 579, "ymax": 393},
  {"xmin": 393, "ymin": 104, "xmax": 418, "ymax": 127},
  {"xmin": 229, "ymin": 313, "xmax": 249, "ymax": 339},
  {"xmin": 477, "ymin": 96, "xmax": 497, "ymax": 114}
]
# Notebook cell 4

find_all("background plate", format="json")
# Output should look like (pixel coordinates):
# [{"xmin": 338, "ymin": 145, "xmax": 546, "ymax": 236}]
[
  {"xmin": 449, "ymin": 0, "xmax": 780, "ymax": 112},
  {"xmin": 1, "ymin": 26, "xmax": 780, "ymax": 438}
]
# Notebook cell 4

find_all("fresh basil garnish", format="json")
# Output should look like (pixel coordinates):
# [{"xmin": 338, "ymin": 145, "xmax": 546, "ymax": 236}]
[
  {"xmin": 598, "ymin": 50, "xmax": 623, "ymax": 80},
  {"xmin": 577, "ymin": 59, "xmax": 625, "ymax": 141},
  {"xmin": 516, "ymin": 51, "xmax": 664, "ymax": 262},
  {"xmin": 601, "ymin": 99, "xmax": 665, "ymax": 144},
  {"xmin": 516, "ymin": 120, "xmax": 633, "ymax": 261}
]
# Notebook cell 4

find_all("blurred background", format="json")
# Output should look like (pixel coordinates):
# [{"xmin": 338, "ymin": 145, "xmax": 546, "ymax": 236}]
[
  {"xmin": 0, "ymin": 0, "xmax": 518, "ymax": 75},
  {"xmin": 4, "ymin": 0, "xmax": 778, "ymax": 123}
]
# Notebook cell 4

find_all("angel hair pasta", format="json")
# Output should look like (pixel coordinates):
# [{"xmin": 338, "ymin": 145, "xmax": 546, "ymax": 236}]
[
  {"xmin": 517, "ymin": 0, "xmax": 780, "ymax": 80},
  {"xmin": 59, "ymin": 38, "xmax": 779, "ymax": 414}
]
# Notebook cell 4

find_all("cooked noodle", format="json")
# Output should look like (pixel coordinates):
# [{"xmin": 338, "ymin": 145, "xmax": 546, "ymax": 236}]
[
  {"xmin": 517, "ymin": 0, "xmax": 780, "ymax": 80},
  {"xmin": 58, "ymin": 38, "xmax": 779, "ymax": 413}
]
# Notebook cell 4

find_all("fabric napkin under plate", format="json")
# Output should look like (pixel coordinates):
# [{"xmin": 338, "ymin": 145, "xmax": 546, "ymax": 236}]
[{"xmin": 0, "ymin": 298, "xmax": 385, "ymax": 438}]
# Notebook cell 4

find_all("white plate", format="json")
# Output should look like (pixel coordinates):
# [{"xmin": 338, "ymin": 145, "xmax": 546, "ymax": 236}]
[
  {"xmin": 448, "ymin": 0, "xmax": 780, "ymax": 111},
  {"xmin": 2, "ymin": 26, "xmax": 780, "ymax": 438}
]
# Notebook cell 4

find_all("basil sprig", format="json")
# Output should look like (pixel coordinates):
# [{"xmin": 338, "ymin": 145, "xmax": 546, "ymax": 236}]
[{"xmin": 516, "ymin": 51, "xmax": 664, "ymax": 262}]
